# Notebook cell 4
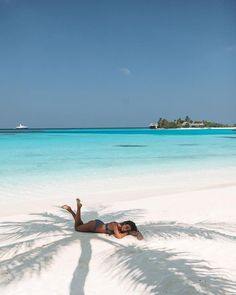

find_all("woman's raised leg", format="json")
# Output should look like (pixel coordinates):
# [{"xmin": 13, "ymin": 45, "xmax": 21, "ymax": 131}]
[
  {"xmin": 74, "ymin": 198, "xmax": 96, "ymax": 232},
  {"xmin": 62, "ymin": 198, "xmax": 95, "ymax": 232},
  {"xmin": 74, "ymin": 198, "xmax": 83, "ymax": 228},
  {"xmin": 61, "ymin": 204, "xmax": 76, "ymax": 219}
]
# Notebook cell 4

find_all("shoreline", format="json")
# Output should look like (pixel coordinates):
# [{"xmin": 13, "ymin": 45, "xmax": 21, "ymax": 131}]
[
  {"xmin": 1, "ymin": 166, "xmax": 236, "ymax": 217},
  {"xmin": 150, "ymin": 127, "xmax": 236, "ymax": 130}
]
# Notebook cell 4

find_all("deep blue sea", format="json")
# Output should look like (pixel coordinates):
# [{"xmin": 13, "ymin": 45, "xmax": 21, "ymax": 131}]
[{"xmin": 0, "ymin": 128, "xmax": 236, "ymax": 186}]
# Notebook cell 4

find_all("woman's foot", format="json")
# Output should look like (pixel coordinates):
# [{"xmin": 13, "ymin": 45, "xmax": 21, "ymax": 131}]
[
  {"xmin": 61, "ymin": 204, "xmax": 71, "ymax": 211},
  {"xmin": 76, "ymin": 198, "xmax": 82, "ymax": 208}
]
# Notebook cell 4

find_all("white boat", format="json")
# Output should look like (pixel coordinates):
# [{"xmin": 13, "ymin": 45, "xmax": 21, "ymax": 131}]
[
  {"xmin": 149, "ymin": 122, "xmax": 158, "ymax": 129},
  {"xmin": 16, "ymin": 123, "xmax": 28, "ymax": 129}
]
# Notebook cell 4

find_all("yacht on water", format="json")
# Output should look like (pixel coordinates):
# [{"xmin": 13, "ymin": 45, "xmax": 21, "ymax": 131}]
[
  {"xmin": 149, "ymin": 122, "xmax": 158, "ymax": 129},
  {"xmin": 16, "ymin": 123, "xmax": 28, "ymax": 129}
]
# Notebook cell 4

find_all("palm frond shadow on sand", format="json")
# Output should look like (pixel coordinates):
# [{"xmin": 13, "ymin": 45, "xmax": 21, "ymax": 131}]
[
  {"xmin": 104, "ymin": 245, "xmax": 236, "ymax": 295},
  {"xmin": 1, "ymin": 213, "xmax": 236, "ymax": 295},
  {"xmin": 142, "ymin": 221, "xmax": 236, "ymax": 241},
  {"xmin": 103, "ymin": 221, "xmax": 236, "ymax": 295},
  {"xmin": 69, "ymin": 208, "xmax": 143, "ymax": 295},
  {"xmin": 0, "ymin": 208, "xmax": 143, "ymax": 295}
]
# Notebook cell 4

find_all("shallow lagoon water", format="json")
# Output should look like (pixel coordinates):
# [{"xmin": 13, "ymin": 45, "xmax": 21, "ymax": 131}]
[
  {"xmin": 0, "ymin": 128, "xmax": 236, "ymax": 214},
  {"xmin": 0, "ymin": 128, "xmax": 236, "ymax": 185}
]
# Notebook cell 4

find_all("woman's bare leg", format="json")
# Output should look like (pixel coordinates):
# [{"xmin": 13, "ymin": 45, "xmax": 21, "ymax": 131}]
[
  {"xmin": 61, "ymin": 205, "xmax": 76, "ymax": 219},
  {"xmin": 61, "ymin": 198, "xmax": 83, "ymax": 226},
  {"xmin": 62, "ymin": 199, "xmax": 96, "ymax": 232},
  {"xmin": 74, "ymin": 198, "xmax": 97, "ymax": 232},
  {"xmin": 74, "ymin": 198, "xmax": 83, "ymax": 228}
]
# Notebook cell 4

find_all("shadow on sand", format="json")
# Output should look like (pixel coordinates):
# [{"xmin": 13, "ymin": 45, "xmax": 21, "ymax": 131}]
[
  {"xmin": 0, "ymin": 208, "xmax": 142, "ymax": 295},
  {"xmin": 141, "ymin": 221, "xmax": 236, "ymax": 241},
  {"xmin": 104, "ymin": 244, "xmax": 236, "ymax": 295},
  {"xmin": 1, "ymin": 212, "xmax": 236, "ymax": 295},
  {"xmin": 103, "ymin": 221, "xmax": 236, "ymax": 295}
]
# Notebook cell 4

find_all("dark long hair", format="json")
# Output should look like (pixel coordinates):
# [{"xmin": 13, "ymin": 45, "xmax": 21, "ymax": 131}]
[{"xmin": 120, "ymin": 220, "xmax": 137, "ymax": 232}]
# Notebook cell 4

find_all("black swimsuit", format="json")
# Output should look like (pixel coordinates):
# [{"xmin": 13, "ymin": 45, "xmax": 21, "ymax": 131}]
[
  {"xmin": 94, "ymin": 219, "xmax": 104, "ymax": 229},
  {"xmin": 94, "ymin": 219, "xmax": 114, "ymax": 235},
  {"xmin": 105, "ymin": 223, "xmax": 114, "ymax": 235}
]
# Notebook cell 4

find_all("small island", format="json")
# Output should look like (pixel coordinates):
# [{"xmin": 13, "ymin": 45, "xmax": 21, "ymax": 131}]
[{"xmin": 149, "ymin": 116, "xmax": 236, "ymax": 129}]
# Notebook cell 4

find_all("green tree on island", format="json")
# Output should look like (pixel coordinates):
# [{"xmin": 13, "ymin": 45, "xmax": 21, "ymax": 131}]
[{"xmin": 152, "ymin": 117, "xmax": 233, "ymax": 129}]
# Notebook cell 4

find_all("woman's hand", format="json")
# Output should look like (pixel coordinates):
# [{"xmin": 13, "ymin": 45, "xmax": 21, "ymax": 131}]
[
  {"xmin": 129, "ymin": 231, "xmax": 144, "ymax": 240},
  {"xmin": 136, "ymin": 231, "xmax": 144, "ymax": 240}
]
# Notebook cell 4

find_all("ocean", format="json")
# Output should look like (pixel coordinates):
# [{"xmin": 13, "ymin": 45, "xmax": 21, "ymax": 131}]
[{"xmin": 0, "ymin": 128, "xmax": 236, "ymax": 212}]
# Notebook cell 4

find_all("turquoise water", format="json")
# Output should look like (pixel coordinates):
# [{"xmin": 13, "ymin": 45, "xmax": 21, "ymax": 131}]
[{"xmin": 0, "ymin": 128, "xmax": 236, "ymax": 186}]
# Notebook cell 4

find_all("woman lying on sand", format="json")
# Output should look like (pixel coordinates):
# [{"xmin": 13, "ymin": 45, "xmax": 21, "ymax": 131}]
[{"xmin": 62, "ymin": 198, "xmax": 144, "ymax": 240}]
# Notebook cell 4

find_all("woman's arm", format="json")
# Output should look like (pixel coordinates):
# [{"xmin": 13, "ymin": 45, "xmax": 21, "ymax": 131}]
[
  {"xmin": 113, "ymin": 225, "xmax": 129, "ymax": 239},
  {"xmin": 112, "ymin": 225, "xmax": 144, "ymax": 240}
]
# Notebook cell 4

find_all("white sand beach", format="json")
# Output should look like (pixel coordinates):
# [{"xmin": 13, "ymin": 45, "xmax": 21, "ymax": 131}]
[
  {"xmin": 1, "ymin": 0, "xmax": 236, "ymax": 293},
  {"xmin": 1, "ymin": 172, "xmax": 236, "ymax": 295}
]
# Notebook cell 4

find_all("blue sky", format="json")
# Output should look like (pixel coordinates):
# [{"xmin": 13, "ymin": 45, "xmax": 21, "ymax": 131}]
[{"xmin": 0, "ymin": 0, "xmax": 235, "ymax": 127}]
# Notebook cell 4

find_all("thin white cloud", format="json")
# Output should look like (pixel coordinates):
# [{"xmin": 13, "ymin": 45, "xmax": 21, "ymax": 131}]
[
  {"xmin": 225, "ymin": 45, "xmax": 236, "ymax": 52},
  {"xmin": 119, "ymin": 67, "xmax": 131, "ymax": 76}
]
